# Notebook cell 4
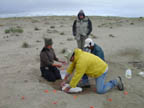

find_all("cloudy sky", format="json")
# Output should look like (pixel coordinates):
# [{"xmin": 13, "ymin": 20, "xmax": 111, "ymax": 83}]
[{"xmin": 0, "ymin": 0, "xmax": 144, "ymax": 17}]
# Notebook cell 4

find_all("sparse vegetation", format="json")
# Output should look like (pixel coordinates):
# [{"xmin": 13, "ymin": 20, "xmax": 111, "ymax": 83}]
[
  {"xmin": 109, "ymin": 34, "xmax": 115, "ymax": 38},
  {"xmin": 110, "ymin": 26, "xmax": 113, "ymax": 29},
  {"xmin": 5, "ymin": 29, "xmax": 11, "ymax": 34},
  {"xmin": 5, "ymin": 27, "xmax": 23, "ymax": 34},
  {"xmin": 60, "ymin": 32, "xmax": 65, "ymax": 35},
  {"xmin": 138, "ymin": 17, "xmax": 144, "ymax": 21},
  {"xmin": 67, "ymin": 38, "xmax": 73, "ymax": 41},
  {"xmin": 90, "ymin": 34, "xmax": 98, "ymax": 39},
  {"xmin": 98, "ymin": 22, "xmax": 122, "ymax": 28},
  {"xmin": 31, "ymin": 19, "xmax": 39, "ymax": 23},
  {"xmin": 50, "ymin": 26, "xmax": 55, "ymax": 29},
  {"xmin": 47, "ymin": 29, "xmax": 58, "ymax": 33},
  {"xmin": 59, "ymin": 42, "xmax": 64, "ymax": 45},
  {"xmin": 130, "ymin": 22, "xmax": 134, "ymax": 25},
  {"xmin": 15, "ymin": 34, "xmax": 19, "ymax": 36},
  {"xmin": 3, "ymin": 36, "xmax": 9, "ymax": 39},
  {"xmin": 22, "ymin": 42, "xmax": 30, "ymax": 48},
  {"xmin": 16, "ymin": 26, "xmax": 21, "ymax": 28},
  {"xmin": 36, "ymin": 40, "xmax": 41, "ymax": 43},
  {"xmin": 34, "ymin": 27, "xmax": 40, "ymax": 31},
  {"xmin": 61, "ymin": 48, "xmax": 67, "ymax": 54}
]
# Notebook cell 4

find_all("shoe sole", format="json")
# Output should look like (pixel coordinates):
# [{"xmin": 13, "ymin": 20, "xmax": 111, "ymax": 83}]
[
  {"xmin": 81, "ymin": 85, "xmax": 91, "ymax": 88},
  {"xmin": 118, "ymin": 76, "xmax": 124, "ymax": 91}
]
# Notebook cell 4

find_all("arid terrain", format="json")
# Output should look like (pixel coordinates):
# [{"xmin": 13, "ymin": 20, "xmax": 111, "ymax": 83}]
[{"xmin": 0, "ymin": 16, "xmax": 144, "ymax": 108}]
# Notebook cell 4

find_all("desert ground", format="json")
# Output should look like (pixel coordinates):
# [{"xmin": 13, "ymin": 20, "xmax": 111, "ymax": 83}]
[{"xmin": 0, "ymin": 16, "xmax": 144, "ymax": 108}]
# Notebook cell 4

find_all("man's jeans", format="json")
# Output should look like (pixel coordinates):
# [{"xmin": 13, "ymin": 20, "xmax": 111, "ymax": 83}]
[
  {"xmin": 95, "ymin": 69, "xmax": 118, "ymax": 94},
  {"xmin": 82, "ymin": 74, "xmax": 89, "ymax": 84}
]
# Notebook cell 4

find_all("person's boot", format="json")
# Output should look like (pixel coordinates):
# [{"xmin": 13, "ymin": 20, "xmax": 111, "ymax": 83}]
[
  {"xmin": 78, "ymin": 82, "xmax": 91, "ymax": 88},
  {"xmin": 116, "ymin": 76, "xmax": 124, "ymax": 91}
]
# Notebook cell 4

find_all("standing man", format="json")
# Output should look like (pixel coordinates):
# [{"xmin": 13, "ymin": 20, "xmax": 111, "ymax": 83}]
[
  {"xmin": 61, "ymin": 48, "xmax": 124, "ymax": 94},
  {"xmin": 72, "ymin": 10, "xmax": 92, "ymax": 50},
  {"xmin": 40, "ymin": 38, "xmax": 65, "ymax": 82}
]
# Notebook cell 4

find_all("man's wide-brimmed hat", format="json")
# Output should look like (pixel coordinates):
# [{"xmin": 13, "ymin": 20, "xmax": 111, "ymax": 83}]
[
  {"xmin": 64, "ymin": 49, "xmax": 74, "ymax": 62},
  {"xmin": 44, "ymin": 38, "xmax": 53, "ymax": 46}
]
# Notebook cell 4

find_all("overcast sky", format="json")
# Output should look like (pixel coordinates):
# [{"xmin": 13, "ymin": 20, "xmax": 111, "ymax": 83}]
[{"xmin": 0, "ymin": 0, "xmax": 144, "ymax": 17}]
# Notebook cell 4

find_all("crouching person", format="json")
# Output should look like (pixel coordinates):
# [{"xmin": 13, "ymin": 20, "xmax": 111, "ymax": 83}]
[
  {"xmin": 61, "ymin": 48, "xmax": 124, "ymax": 94},
  {"xmin": 40, "ymin": 38, "xmax": 64, "ymax": 82},
  {"xmin": 80, "ymin": 38, "xmax": 105, "ymax": 88}
]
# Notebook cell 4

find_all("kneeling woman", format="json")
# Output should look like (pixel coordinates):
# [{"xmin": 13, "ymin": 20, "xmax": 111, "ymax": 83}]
[{"xmin": 40, "ymin": 38, "xmax": 64, "ymax": 82}]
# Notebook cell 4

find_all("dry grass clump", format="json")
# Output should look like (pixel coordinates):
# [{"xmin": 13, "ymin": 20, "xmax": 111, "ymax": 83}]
[
  {"xmin": 47, "ymin": 29, "xmax": 58, "ymax": 33},
  {"xmin": 61, "ymin": 48, "xmax": 67, "ymax": 54},
  {"xmin": 36, "ymin": 40, "xmax": 41, "ymax": 43},
  {"xmin": 109, "ymin": 34, "xmax": 115, "ymax": 38},
  {"xmin": 50, "ymin": 26, "xmax": 55, "ymax": 29},
  {"xmin": 59, "ymin": 42, "xmax": 64, "ymax": 45},
  {"xmin": 21, "ymin": 42, "xmax": 30, "ymax": 48},
  {"xmin": 5, "ymin": 27, "xmax": 23, "ymax": 34},
  {"xmin": 67, "ymin": 38, "xmax": 73, "ymax": 41},
  {"xmin": 34, "ymin": 27, "xmax": 40, "ymax": 31},
  {"xmin": 90, "ymin": 34, "xmax": 98, "ymax": 39},
  {"xmin": 60, "ymin": 32, "xmax": 65, "ymax": 35},
  {"xmin": 31, "ymin": 19, "xmax": 39, "ymax": 23},
  {"xmin": 130, "ymin": 22, "xmax": 134, "ymax": 25}
]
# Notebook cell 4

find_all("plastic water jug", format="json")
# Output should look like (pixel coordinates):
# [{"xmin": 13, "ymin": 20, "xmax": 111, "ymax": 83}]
[
  {"xmin": 138, "ymin": 72, "xmax": 144, "ymax": 78},
  {"xmin": 125, "ymin": 69, "xmax": 132, "ymax": 79}
]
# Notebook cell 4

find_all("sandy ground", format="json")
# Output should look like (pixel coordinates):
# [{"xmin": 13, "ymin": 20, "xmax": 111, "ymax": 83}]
[{"xmin": 0, "ymin": 16, "xmax": 144, "ymax": 108}]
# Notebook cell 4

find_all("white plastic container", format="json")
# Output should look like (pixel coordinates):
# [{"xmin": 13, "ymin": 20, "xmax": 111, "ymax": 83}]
[
  {"xmin": 125, "ymin": 69, "xmax": 132, "ymax": 79},
  {"xmin": 138, "ymin": 72, "xmax": 144, "ymax": 78},
  {"xmin": 60, "ymin": 70, "xmax": 67, "ymax": 79}
]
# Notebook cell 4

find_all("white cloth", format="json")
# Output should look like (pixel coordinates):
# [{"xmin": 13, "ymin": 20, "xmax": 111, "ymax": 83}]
[{"xmin": 62, "ymin": 84, "xmax": 82, "ymax": 93}]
